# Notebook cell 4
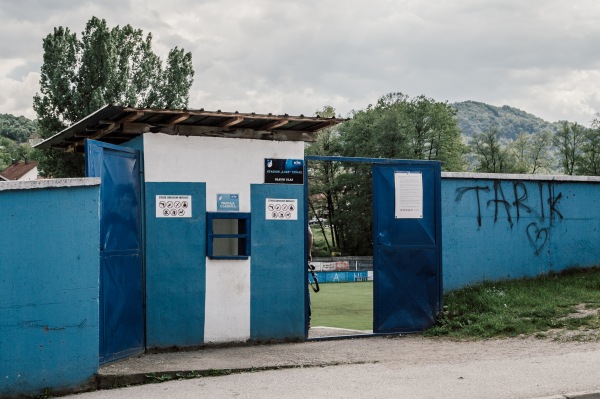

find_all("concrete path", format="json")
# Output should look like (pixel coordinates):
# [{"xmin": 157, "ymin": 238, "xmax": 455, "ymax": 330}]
[{"xmin": 69, "ymin": 331, "xmax": 600, "ymax": 398}]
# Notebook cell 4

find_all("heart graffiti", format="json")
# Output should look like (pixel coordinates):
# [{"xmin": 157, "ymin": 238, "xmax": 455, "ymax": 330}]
[{"xmin": 526, "ymin": 222, "xmax": 549, "ymax": 255}]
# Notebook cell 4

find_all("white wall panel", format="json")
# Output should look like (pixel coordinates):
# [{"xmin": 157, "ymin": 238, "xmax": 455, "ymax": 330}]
[{"xmin": 143, "ymin": 134, "xmax": 304, "ymax": 211}]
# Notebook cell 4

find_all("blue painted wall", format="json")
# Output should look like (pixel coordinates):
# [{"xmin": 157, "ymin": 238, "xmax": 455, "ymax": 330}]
[
  {"xmin": 442, "ymin": 176, "xmax": 600, "ymax": 291},
  {"xmin": 250, "ymin": 184, "xmax": 305, "ymax": 341},
  {"xmin": 144, "ymin": 182, "xmax": 206, "ymax": 348},
  {"xmin": 0, "ymin": 183, "xmax": 100, "ymax": 397}
]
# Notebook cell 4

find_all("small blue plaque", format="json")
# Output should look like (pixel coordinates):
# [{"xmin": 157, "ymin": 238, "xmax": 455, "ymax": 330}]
[{"xmin": 217, "ymin": 194, "xmax": 239, "ymax": 211}]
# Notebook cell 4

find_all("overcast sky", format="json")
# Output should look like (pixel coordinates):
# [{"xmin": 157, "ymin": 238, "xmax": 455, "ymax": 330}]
[{"xmin": 1, "ymin": 0, "xmax": 600, "ymax": 125}]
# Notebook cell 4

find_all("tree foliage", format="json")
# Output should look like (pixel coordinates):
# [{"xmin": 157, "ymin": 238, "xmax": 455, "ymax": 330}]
[
  {"xmin": 553, "ymin": 122, "xmax": 586, "ymax": 176},
  {"xmin": 0, "ymin": 137, "xmax": 38, "ymax": 172},
  {"xmin": 0, "ymin": 114, "xmax": 39, "ymax": 143},
  {"xmin": 307, "ymin": 93, "xmax": 466, "ymax": 256},
  {"xmin": 33, "ymin": 16, "xmax": 195, "ymax": 177}
]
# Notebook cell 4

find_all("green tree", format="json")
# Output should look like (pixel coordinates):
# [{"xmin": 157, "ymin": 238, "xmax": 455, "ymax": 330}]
[
  {"xmin": 553, "ymin": 122, "xmax": 585, "ymax": 175},
  {"xmin": 0, "ymin": 137, "xmax": 37, "ymax": 172},
  {"xmin": 578, "ymin": 115, "xmax": 600, "ymax": 176},
  {"xmin": 33, "ymin": 16, "xmax": 195, "ymax": 177},
  {"xmin": 307, "ymin": 93, "xmax": 466, "ymax": 256},
  {"xmin": 306, "ymin": 106, "xmax": 343, "ymax": 255},
  {"xmin": 469, "ymin": 128, "xmax": 517, "ymax": 173},
  {"xmin": 508, "ymin": 131, "xmax": 554, "ymax": 174}
]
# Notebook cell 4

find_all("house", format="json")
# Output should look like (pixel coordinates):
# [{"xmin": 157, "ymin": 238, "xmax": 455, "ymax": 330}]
[{"xmin": 0, "ymin": 160, "xmax": 39, "ymax": 181}]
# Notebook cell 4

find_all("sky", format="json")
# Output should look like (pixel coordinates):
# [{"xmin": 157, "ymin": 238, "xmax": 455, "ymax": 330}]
[{"xmin": 1, "ymin": 0, "xmax": 600, "ymax": 125}]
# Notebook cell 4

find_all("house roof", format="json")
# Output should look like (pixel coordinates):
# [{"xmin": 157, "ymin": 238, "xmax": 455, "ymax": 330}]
[
  {"xmin": 0, "ymin": 161, "xmax": 39, "ymax": 180},
  {"xmin": 35, "ymin": 105, "xmax": 346, "ymax": 152}
]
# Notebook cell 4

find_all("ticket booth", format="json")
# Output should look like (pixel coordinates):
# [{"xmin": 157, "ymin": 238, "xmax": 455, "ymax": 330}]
[{"xmin": 37, "ymin": 105, "xmax": 344, "ymax": 361}]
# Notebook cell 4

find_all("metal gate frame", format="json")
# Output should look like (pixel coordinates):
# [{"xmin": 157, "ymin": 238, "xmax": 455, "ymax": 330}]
[
  {"xmin": 304, "ymin": 155, "xmax": 442, "ymax": 337},
  {"xmin": 85, "ymin": 139, "xmax": 145, "ymax": 364}
]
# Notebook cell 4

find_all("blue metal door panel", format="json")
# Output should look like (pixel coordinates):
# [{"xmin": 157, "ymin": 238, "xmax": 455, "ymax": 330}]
[
  {"xmin": 372, "ymin": 162, "xmax": 442, "ymax": 333},
  {"xmin": 86, "ymin": 139, "xmax": 144, "ymax": 364}
]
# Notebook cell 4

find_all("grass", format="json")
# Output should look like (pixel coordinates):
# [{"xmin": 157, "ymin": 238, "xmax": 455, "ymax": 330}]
[
  {"xmin": 426, "ymin": 267, "xmax": 600, "ymax": 339},
  {"xmin": 309, "ymin": 267, "xmax": 600, "ymax": 339},
  {"xmin": 311, "ymin": 281, "xmax": 373, "ymax": 330}
]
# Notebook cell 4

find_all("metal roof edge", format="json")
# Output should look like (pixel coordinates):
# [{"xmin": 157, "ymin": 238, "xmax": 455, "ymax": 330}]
[{"xmin": 34, "ymin": 105, "xmax": 124, "ymax": 149}]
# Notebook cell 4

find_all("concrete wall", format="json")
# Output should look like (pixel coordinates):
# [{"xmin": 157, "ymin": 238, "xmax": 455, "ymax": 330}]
[
  {"xmin": 141, "ymin": 134, "xmax": 305, "ymax": 346},
  {"xmin": 442, "ymin": 173, "xmax": 600, "ymax": 291},
  {"xmin": 0, "ymin": 179, "xmax": 100, "ymax": 397}
]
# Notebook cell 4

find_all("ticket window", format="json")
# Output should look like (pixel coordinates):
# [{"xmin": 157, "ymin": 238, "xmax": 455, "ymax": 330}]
[{"xmin": 207, "ymin": 213, "xmax": 251, "ymax": 259}]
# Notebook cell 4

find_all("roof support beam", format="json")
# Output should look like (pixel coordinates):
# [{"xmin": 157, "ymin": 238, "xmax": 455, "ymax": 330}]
[
  {"xmin": 259, "ymin": 119, "xmax": 289, "ymax": 131},
  {"xmin": 219, "ymin": 117, "xmax": 244, "ymax": 128},
  {"xmin": 166, "ymin": 113, "xmax": 191, "ymax": 125}
]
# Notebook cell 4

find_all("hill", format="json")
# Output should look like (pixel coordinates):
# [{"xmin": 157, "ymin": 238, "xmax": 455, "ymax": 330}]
[
  {"xmin": 452, "ymin": 101, "xmax": 563, "ymax": 140},
  {"xmin": 0, "ymin": 113, "xmax": 38, "ymax": 143}
]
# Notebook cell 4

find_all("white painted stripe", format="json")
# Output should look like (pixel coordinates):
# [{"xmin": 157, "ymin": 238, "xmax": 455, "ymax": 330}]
[{"xmin": 204, "ymin": 259, "xmax": 251, "ymax": 342}]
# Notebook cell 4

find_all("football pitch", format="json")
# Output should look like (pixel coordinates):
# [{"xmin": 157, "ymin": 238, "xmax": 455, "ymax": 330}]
[{"xmin": 310, "ymin": 281, "xmax": 373, "ymax": 330}]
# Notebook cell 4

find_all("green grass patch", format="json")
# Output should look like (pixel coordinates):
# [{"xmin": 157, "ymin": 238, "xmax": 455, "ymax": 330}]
[
  {"xmin": 426, "ymin": 267, "xmax": 600, "ymax": 339},
  {"xmin": 310, "ymin": 282, "xmax": 373, "ymax": 330}
]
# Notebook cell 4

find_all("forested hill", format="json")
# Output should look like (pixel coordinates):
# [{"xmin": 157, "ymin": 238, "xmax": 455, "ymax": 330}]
[
  {"xmin": 452, "ymin": 101, "xmax": 563, "ymax": 139},
  {"xmin": 0, "ymin": 113, "xmax": 38, "ymax": 143}
]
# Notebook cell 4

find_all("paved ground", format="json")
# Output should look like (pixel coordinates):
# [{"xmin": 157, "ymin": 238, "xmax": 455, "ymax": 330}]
[{"xmin": 61, "ymin": 328, "xmax": 600, "ymax": 399}]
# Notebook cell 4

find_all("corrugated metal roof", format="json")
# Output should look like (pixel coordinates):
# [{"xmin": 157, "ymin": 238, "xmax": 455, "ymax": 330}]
[
  {"xmin": 35, "ymin": 105, "xmax": 346, "ymax": 152},
  {"xmin": 0, "ymin": 161, "xmax": 39, "ymax": 180}
]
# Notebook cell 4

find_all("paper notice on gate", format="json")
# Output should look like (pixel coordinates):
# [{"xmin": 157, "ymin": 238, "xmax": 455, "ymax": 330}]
[{"xmin": 394, "ymin": 172, "xmax": 423, "ymax": 219}]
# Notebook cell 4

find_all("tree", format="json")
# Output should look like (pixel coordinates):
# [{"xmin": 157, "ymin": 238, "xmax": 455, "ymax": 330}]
[
  {"xmin": 508, "ymin": 131, "xmax": 554, "ymax": 174},
  {"xmin": 307, "ymin": 93, "xmax": 466, "ymax": 256},
  {"xmin": 33, "ymin": 17, "xmax": 195, "ymax": 177},
  {"xmin": 0, "ymin": 138, "xmax": 38, "ymax": 171},
  {"xmin": 578, "ymin": 115, "xmax": 600, "ymax": 176},
  {"xmin": 553, "ymin": 122, "xmax": 585, "ymax": 175},
  {"xmin": 306, "ymin": 106, "xmax": 343, "ymax": 255},
  {"xmin": 469, "ymin": 128, "xmax": 517, "ymax": 173}
]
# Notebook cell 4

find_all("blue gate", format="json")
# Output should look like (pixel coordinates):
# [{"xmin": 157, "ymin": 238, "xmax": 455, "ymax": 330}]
[
  {"xmin": 372, "ymin": 161, "xmax": 442, "ymax": 333},
  {"xmin": 85, "ymin": 139, "xmax": 144, "ymax": 364}
]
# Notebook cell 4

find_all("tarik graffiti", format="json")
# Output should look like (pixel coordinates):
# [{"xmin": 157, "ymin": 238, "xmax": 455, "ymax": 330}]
[{"xmin": 455, "ymin": 181, "xmax": 564, "ymax": 255}]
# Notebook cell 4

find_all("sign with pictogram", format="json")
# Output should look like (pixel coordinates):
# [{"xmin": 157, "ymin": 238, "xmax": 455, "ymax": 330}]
[
  {"xmin": 156, "ymin": 195, "xmax": 192, "ymax": 218},
  {"xmin": 265, "ymin": 198, "xmax": 298, "ymax": 220}
]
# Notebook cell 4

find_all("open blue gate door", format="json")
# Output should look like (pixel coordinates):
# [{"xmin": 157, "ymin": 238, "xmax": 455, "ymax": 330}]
[
  {"xmin": 372, "ymin": 161, "xmax": 442, "ymax": 333},
  {"xmin": 86, "ymin": 139, "xmax": 144, "ymax": 364}
]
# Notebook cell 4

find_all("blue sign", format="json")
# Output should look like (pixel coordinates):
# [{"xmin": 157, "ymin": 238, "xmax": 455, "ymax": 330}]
[
  {"xmin": 217, "ymin": 194, "xmax": 239, "ymax": 211},
  {"xmin": 265, "ymin": 158, "xmax": 304, "ymax": 184}
]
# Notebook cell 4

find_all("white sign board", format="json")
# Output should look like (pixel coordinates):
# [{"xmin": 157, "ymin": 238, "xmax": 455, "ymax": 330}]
[
  {"xmin": 394, "ymin": 172, "xmax": 423, "ymax": 219},
  {"xmin": 265, "ymin": 198, "xmax": 298, "ymax": 220},
  {"xmin": 156, "ymin": 195, "xmax": 192, "ymax": 218}
]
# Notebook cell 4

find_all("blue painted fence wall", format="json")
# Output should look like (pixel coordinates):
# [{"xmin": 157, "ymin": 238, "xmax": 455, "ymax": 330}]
[
  {"xmin": 441, "ymin": 174, "xmax": 600, "ymax": 291},
  {"xmin": 0, "ymin": 180, "xmax": 100, "ymax": 397}
]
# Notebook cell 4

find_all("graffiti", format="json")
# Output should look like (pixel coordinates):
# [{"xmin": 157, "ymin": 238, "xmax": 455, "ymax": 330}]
[
  {"xmin": 526, "ymin": 222, "xmax": 549, "ymax": 255},
  {"xmin": 455, "ymin": 180, "xmax": 564, "ymax": 255}
]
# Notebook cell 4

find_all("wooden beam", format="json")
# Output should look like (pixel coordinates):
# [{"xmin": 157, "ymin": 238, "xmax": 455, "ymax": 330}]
[
  {"xmin": 219, "ymin": 117, "xmax": 244, "ymax": 128},
  {"xmin": 165, "ymin": 113, "xmax": 191, "ymax": 125},
  {"xmin": 259, "ymin": 119, "xmax": 289, "ymax": 131},
  {"xmin": 90, "ymin": 111, "xmax": 145, "ymax": 140}
]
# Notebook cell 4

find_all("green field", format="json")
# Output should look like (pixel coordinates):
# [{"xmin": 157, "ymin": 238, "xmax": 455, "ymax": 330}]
[{"xmin": 310, "ymin": 281, "xmax": 373, "ymax": 330}]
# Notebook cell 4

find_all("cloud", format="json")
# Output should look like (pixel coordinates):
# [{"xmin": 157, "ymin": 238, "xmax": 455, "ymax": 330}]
[{"xmin": 1, "ymin": 0, "xmax": 600, "ymax": 125}]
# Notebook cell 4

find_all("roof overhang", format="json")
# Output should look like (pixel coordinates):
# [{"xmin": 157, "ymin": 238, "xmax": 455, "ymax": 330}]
[{"xmin": 35, "ymin": 105, "xmax": 346, "ymax": 152}]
